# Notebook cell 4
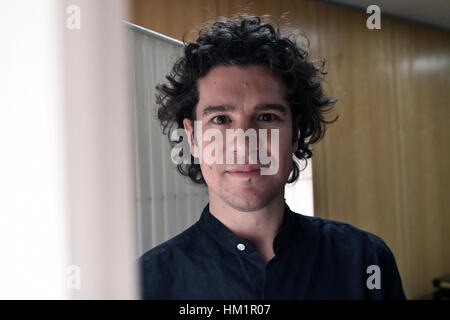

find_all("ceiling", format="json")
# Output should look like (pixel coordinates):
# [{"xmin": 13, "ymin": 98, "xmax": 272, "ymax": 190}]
[{"xmin": 319, "ymin": 0, "xmax": 450, "ymax": 30}]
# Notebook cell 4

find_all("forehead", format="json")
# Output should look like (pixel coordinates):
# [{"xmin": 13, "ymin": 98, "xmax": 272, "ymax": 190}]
[{"xmin": 196, "ymin": 65, "xmax": 287, "ymax": 108}]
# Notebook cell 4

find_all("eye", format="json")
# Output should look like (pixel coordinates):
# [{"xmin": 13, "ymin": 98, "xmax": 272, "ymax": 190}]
[
  {"xmin": 257, "ymin": 113, "xmax": 280, "ymax": 122},
  {"xmin": 211, "ymin": 115, "xmax": 230, "ymax": 125}
]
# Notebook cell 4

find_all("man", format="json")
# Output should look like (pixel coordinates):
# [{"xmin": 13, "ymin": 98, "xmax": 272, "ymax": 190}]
[{"xmin": 140, "ymin": 15, "xmax": 406, "ymax": 299}]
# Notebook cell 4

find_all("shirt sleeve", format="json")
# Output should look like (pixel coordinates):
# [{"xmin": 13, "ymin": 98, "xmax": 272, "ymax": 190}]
[
  {"xmin": 380, "ymin": 240, "xmax": 406, "ymax": 300},
  {"xmin": 366, "ymin": 236, "xmax": 407, "ymax": 300}
]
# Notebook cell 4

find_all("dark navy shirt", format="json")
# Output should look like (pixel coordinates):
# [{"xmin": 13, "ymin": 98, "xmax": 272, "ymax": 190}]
[{"xmin": 139, "ymin": 203, "xmax": 406, "ymax": 300}]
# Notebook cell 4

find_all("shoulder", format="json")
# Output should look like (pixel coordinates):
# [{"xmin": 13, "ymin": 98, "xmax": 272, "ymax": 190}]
[
  {"xmin": 290, "ymin": 212, "xmax": 394, "ymax": 258},
  {"xmin": 139, "ymin": 222, "xmax": 200, "ymax": 268},
  {"xmin": 292, "ymin": 212, "xmax": 379, "ymax": 239},
  {"xmin": 290, "ymin": 212, "xmax": 406, "ymax": 299},
  {"xmin": 138, "ymin": 223, "xmax": 204, "ymax": 299}
]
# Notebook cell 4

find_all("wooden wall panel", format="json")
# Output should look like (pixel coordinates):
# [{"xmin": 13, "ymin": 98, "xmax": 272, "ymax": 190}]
[
  {"xmin": 129, "ymin": 0, "xmax": 217, "ymax": 42},
  {"xmin": 307, "ymin": 3, "xmax": 406, "ymax": 287},
  {"xmin": 127, "ymin": 0, "xmax": 450, "ymax": 299},
  {"xmin": 217, "ymin": 0, "xmax": 323, "ymax": 59},
  {"xmin": 392, "ymin": 20, "xmax": 450, "ymax": 299}
]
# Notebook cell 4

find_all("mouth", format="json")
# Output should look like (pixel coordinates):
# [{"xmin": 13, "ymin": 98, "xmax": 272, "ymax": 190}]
[{"xmin": 225, "ymin": 165, "xmax": 263, "ymax": 178}]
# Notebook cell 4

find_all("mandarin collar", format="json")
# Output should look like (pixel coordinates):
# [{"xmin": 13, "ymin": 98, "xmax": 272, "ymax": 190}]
[{"xmin": 198, "ymin": 202, "xmax": 296, "ymax": 257}]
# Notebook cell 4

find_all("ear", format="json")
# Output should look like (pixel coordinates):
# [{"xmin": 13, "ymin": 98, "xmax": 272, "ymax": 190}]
[
  {"xmin": 292, "ymin": 114, "xmax": 302, "ymax": 153},
  {"xmin": 183, "ymin": 118, "xmax": 199, "ymax": 158}
]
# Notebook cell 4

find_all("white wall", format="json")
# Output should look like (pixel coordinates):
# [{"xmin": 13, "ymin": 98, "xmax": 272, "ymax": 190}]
[
  {"xmin": 285, "ymin": 159, "xmax": 315, "ymax": 217},
  {"xmin": 0, "ymin": 0, "xmax": 68, "ymax": 299}
]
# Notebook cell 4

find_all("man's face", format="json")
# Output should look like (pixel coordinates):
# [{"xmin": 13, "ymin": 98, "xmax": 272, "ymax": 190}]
[{"xmin": 183, "ymin": 65, "xmax": 298, "ymax": 211}]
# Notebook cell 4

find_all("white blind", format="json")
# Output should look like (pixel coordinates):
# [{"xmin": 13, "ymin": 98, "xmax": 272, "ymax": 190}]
[{"xmin": 127, "ymin": 23, "xmax": 208, "ymax": 257}]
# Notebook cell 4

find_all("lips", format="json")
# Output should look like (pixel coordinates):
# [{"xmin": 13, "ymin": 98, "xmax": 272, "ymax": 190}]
[{"xmin": 226, "ymin": 165, "xmax": 263, "ymax": 177}]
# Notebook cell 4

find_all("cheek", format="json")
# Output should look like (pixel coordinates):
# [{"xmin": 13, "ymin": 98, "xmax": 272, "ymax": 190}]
[
  {"xmin": 200, "ymin": 163, "xmax": 218, "ymax": 183},
  {"xmin": 281, "ymin": 145, "xmax": 294, "ymax": 170},
  {"xmin": 277, "ymin": 132, "xmax": 295, "ymax": 174},
  {"xmin": 201, "ymin": 163, "xmax": 214, "ymax": 172}
]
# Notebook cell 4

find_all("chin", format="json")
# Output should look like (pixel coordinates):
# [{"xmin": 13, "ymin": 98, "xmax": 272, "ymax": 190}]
[
  {"xmin": 223, "ymin": 190, "xmax": 275, "ymax": 212},
  {"xmin": 227, "ymin": 200, "xmax": 267, "ymax": 212},
  {"xmin": 205, "ymin": 171, "xmax": 287, "ymax": 211}
]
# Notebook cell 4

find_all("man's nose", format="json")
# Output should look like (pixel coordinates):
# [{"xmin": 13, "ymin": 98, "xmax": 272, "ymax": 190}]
[
  {"xmin": 227, "ymin": 118, "xmax": 260, "ymax": 164},
  {"xmin": 233, "ymin": 117, "xmax": 256, "ymax": 132}
]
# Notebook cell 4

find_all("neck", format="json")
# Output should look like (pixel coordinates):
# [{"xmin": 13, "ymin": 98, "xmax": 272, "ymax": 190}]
[{"xmin": 208, "ymin": 191, "xmax": 285, "ymax": 263}]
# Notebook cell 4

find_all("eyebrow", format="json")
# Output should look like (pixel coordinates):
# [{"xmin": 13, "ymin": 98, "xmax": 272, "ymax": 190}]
[
  {"xmin": 201, "ymin": 103, "xmax": 287, "ymax": 117},
  {"xmin": 254, "ymin": 103, "xmax": 287, "ymax": 115},
  {"xmin": 202, "ymin": 105, "xmax": 235, "ymax": 117}
]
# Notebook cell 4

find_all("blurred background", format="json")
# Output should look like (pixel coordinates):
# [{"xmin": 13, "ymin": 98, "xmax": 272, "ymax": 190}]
[{"xmin": 0, "ymin": 0, "xmax": 448, "ymax": 300}]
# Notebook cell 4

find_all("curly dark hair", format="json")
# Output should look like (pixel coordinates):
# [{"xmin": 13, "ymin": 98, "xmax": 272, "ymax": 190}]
[{"xmin": 156, "ymin": 14, "xmax": 337, "ymax": 185}]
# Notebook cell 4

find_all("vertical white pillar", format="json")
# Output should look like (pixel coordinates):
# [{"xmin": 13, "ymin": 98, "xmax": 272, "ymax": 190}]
[{"xmin": 62, "ymin": 0, "xmax": 138, "ymax": 299}]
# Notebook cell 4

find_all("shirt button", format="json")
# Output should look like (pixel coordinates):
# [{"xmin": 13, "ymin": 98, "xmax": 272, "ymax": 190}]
[{"xmin": 237, "ymin": 243, "xmax": 246, "ymax": 251}]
